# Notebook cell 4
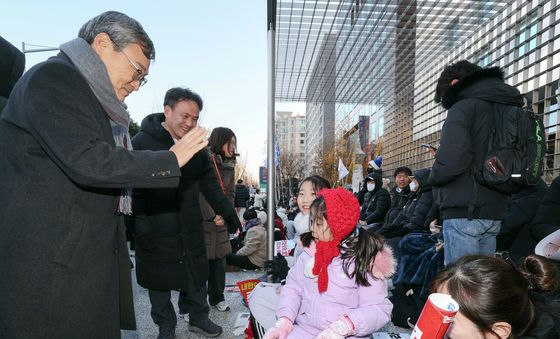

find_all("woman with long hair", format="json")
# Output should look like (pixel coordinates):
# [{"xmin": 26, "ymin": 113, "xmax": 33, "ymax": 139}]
[{"xmin": 199, "ymin": 127, "xmax": 237, "ymax": 312}]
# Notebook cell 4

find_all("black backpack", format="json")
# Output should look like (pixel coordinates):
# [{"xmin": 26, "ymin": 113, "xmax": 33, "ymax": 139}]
[{"xmin": 474, "ymin": 103, "xmax": 545, "ymax": 195}]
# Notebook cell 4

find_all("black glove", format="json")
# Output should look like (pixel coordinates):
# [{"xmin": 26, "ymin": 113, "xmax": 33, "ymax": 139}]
[{"xmin": 225, "ymin": 213, "xmax": 242, "ymax": 234}]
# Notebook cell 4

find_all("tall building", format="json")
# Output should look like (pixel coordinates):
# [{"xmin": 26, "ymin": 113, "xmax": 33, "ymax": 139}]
[
  {"xmin": 413, "ymin": 0, "xmax": 560, "ymax": 182},
  {"xmin": 275, "ymin": 110, "xmax": 306, "ymax": 162},
  {"xmin": 304, "ymin": 33, "xmax": 337, "ymax": 175},
  {"xmin": 275, "ymin": 0, "xmax": 559, "ymax": 183}
]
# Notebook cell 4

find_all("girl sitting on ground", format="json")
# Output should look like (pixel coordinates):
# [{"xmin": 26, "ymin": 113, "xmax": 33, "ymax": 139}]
[
  {"xmin": 265, "ymin": 187, "xmax": 395, "ymax": 338},
  {"xmin": 293, "ymin": 175, "xmax": 331, "ymax": 243}
]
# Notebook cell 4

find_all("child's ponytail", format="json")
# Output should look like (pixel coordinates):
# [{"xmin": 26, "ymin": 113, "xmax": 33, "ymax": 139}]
[{"xmin": 340, "ymin": 228, "xmax": 395, "ymax": 286}]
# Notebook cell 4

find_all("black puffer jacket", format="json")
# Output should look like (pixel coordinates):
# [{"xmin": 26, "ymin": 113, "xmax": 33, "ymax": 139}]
[
  {"xmin": 429, "ymin": 67, "xmax": 521, "ymax": 220},
  {"xmin": 496, "ymin": 180, "xmax": 547, "ymax": 252},
  {"xmin": 378, "ymin": 168, "xmax": 433, "ymax": 237},
  {"xmin": 360, "ymin": 172, "xmax": 391, "ymax": 224},
  {"xmin": 235, "ymin": 184, "xmax": 250, "ymax": 208},
  {"xmin": 385, "ymin": 185, "xmax": 411, "ymax": 225},
  {"xmin": 0, "ymin": 36, "xmax": 25, "ymax": 110},
  {"xmin": 531, "ymin": 176, "xmax": 560, "ymax": 241},
  {"xmin": 132, "ymin": 113, "xmax": 239, "ymax": 291}
]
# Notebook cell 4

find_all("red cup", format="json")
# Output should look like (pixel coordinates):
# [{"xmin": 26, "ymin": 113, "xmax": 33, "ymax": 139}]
[{"xmin": 411, "ymin": 293, "xmax": 459, "ymax": 339}]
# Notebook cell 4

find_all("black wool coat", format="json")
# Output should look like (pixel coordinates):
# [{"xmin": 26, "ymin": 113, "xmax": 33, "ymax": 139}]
[
  {"xmin": 132, "ymin": 113, "xmax": 238, "ymax": 291},
  {"xmin": 0, "ymin": 35, "xmax": 25, "ymax": 110},
  {"xmin": 0, "ymin": 53, "xmax": 181, "ymax": 338}
]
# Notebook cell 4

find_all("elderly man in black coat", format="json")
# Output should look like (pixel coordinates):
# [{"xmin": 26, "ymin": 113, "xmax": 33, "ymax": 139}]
[
  {"xmin": 132, "ymin": 87, "xmax": 241, "ymax": 339},
  {"xmin": 0, "ymin": 12, "xmax": 209, "ymax": 339}
]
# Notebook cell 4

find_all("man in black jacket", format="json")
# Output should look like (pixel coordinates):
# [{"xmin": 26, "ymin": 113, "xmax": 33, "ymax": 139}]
[
  {"xmin": 132, "ymin": 88, "xmax": 241, "ymax": 338},
  {"xmin": 235, "ymin": 179, "xmax": 250, "ymax": 219},
  {"xmin": 429, "ymin": 60, "xmax": 521, "ymax": 265},
  {"xmin": 358, "ymin": 172, "xmax": 391, "ymax": 225}
]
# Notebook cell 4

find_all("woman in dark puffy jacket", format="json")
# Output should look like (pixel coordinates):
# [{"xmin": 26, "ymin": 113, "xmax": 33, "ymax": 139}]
[{"xmin": 359, "ymin": 172, "xmax": 391, "ymax": 225}]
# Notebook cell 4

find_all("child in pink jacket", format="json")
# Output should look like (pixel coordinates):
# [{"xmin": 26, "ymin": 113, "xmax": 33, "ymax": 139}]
[{"xmin": 264, "ymin": 187, "xmax": 395, "ymax": 338}]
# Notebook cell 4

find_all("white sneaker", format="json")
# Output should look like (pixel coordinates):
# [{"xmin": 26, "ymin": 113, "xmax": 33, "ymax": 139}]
[{"xmin": 213, "ymin": 301, "xmax": 230, "ymax": 312}]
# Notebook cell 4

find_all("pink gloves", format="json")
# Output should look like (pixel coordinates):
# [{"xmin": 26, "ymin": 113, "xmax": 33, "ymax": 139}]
[
  {"xmin": 263, "ymin": 317, "xmax": 293, "ymax": 339},
  {"xmin": 316, "ymin": 315, "xmax": 355, "ymax": 339}
]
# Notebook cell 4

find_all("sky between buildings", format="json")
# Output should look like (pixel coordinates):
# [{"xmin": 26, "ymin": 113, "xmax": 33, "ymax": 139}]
[{"xmin": 1, "ymin": 0, "xmax": 306, "ymax": 179}]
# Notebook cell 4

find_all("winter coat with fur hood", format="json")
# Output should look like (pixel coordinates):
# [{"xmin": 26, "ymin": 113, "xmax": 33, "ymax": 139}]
[
  {"xmin": 276, "ymin": 240, "xmax": 394, "ymax": 338},
  {"xmin": 429, "ymin": 67, "xmax": 521, "ymax": 220}
]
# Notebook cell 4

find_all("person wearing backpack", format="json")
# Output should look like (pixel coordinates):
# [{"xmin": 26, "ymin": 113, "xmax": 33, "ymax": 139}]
[{"xmin": 430, "ymin": 60, "xmax": 525, "ymax": 265}]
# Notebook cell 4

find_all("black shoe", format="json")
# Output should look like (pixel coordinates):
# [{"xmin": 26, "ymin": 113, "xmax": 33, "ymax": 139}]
[
  {"xmin": 188, "ymin": 318, "xmax": 222, "ymax": 337},
  {"xmin": 157, "ymin": 326, "xmax": 175, "ymax": 339}
]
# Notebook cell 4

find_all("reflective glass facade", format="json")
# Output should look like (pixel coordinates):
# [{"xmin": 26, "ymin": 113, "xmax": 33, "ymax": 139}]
[{"xmin": 276, "ymin": 0, "xmax": 559, "ymax": 181}]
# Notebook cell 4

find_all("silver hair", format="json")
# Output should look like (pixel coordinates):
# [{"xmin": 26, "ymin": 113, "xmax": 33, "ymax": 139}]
[{"xmin": 78, "ymin": 11, "xmax": 155, "ymax": 60}]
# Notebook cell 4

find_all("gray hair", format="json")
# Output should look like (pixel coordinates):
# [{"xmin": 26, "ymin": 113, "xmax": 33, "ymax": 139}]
[{"xmin": 78, "ymin": 11, "xmax": 155, "ymax": 60}]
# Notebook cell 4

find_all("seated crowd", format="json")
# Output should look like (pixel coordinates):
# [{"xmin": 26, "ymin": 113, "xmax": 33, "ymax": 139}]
[{"xmin": 250, "ymin": 167, "xmax": 560, "ymax": 339}]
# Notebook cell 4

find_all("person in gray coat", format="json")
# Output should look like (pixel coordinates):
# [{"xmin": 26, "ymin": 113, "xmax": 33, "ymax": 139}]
[{"xmin": 0, "ymin": 12, "xmax": 208, "ymax": 339}]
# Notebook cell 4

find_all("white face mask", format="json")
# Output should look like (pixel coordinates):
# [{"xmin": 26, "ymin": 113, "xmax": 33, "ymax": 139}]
[
  {"xmin": 409, "ymin": 181, "xmax": 418, "ymax": 192},
  {"xmin": 367, "ymin": 183, "xmax": 375, "ymax": 192}
]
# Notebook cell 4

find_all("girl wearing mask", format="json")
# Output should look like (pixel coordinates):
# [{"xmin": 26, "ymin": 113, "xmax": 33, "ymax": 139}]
[{"xmin": 358, "ymin": 172, "xmax": 391, "ymax": 226}]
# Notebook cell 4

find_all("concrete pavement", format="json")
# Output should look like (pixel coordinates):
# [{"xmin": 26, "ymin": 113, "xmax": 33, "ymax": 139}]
[{"xmin": 122, "ymin": 254, "xmax": 411, "ymax": 339}]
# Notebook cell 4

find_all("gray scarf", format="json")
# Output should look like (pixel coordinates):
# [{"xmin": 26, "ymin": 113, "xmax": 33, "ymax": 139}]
[{"xmin": 60, "ymin": 38, "xmax": 132, "ymax": 215}]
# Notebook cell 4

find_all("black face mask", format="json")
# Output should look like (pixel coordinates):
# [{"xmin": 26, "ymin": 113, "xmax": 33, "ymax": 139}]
[{"xmin": 366, "ymin": 167, "xmax": 374, "ymax": 174}]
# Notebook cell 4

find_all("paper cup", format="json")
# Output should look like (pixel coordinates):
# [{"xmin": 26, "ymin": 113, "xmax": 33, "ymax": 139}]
[
  {"xmin": 535, "ymin": 229, "xmax": 560, "ymax": 261},
  {"xmin": 411, "ymin": 293, "xmax": 459, "ymax": 339}
]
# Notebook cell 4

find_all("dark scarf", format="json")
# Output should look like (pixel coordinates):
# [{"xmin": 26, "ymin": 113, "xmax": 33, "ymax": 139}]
[{"xmin": 59, "ymin": 38, "xmax": 132, "ymax": 214}]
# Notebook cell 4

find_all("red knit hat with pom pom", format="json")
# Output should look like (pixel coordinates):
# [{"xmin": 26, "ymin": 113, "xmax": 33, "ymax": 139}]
[{"xmin": 312, "ymin": 187, "xmax": 360, "ymax": 293}]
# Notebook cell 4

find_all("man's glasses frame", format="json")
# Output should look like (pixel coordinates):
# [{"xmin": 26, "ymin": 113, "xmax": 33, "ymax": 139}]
[{"xmin": 109, "ymin": 37, "xmax": 148, "ymax": 87}]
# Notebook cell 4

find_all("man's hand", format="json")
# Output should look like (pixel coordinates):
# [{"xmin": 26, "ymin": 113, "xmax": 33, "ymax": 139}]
[
  {"xmin": 358, "ymin": 220, "xmax": 367, "ymax": 226},
  {"xmin": 170, "ymin": 127, "xmax": 209, "ymax": 167},
  {"xmin": 213, "ymin": 215, "xmax": 224, "ymax": 226}
]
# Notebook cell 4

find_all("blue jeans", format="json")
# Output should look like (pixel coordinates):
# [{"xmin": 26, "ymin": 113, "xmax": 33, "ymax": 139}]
[{"xmin": 443, "ymin": 218, "xmax": 501, "ymax": 265}]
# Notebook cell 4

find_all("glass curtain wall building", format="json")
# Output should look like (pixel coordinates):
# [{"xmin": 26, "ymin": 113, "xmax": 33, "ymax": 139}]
[
  {"xmin": 414, "ymin": 0, "xmax": 560, "ymax": 182},
  {"xmin": 276, "ymin": 0, "xmax": 559, "ymax": 183}
]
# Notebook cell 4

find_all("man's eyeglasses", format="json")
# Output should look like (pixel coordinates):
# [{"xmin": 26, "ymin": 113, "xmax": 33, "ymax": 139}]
[{"xmin": 109, "ymin": 37, "xmax": 148, "ymax": 87}]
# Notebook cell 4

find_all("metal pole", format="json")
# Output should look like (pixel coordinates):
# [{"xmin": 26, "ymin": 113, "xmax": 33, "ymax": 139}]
[
  {"xmin": 22, "ymin": 42, "xmax": 59, "ymax": 54},
  {"xmin": 266, "ymin": 0, "xmax": 277, "ymax": 266}
]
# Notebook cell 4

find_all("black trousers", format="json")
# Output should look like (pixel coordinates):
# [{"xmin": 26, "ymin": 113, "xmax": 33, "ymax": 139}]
[
  {"xmin": 148, "ymin": 270, "xmax": 210, "ymax": 329},
  {"xmin": 207, "ymin": 257, "xmax": 226, "ymax": 306},
  {"xmin": 226, "ymin": 253, "xmax": 260, "ymax": 270}
]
